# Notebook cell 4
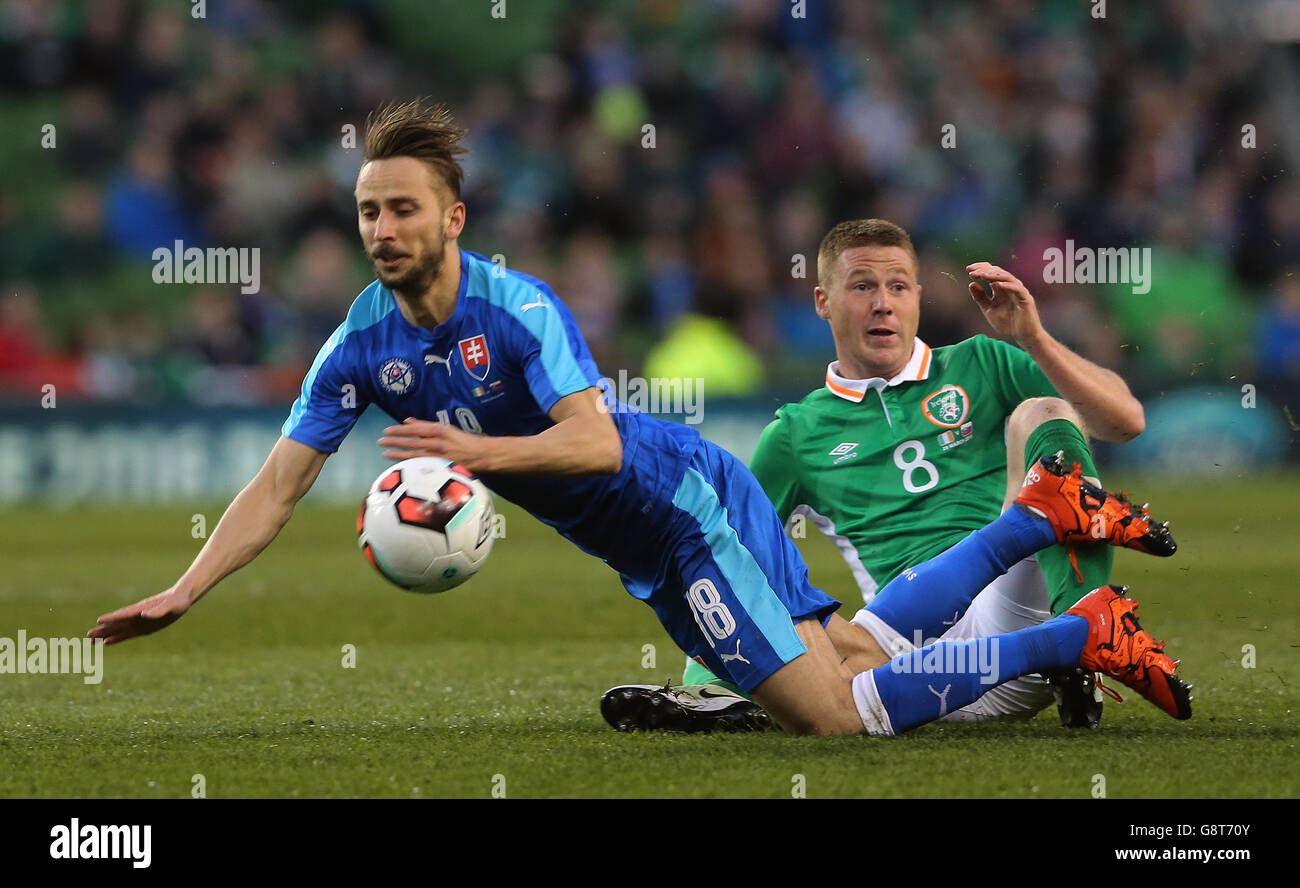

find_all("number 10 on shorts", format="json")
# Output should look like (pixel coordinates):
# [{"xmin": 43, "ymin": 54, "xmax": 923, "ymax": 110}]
[{"xmin": 687, "ymin": 578, "xmax": 736, "ymax": 647}]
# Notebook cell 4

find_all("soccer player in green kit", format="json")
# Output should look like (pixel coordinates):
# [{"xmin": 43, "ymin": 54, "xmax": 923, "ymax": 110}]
[{"xmin": 603, "ymin": 218, "xmax": 1152, "ymax": 731}]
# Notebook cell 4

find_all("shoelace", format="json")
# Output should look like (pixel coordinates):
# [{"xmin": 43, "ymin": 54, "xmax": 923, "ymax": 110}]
[
  {"xmin": 1068, "ymin": 546, "xmax": 1084, "ymax": 584},
  {"xmin": 1095, "ymin": 674, "xmax": 1124, "ymax": 703}
]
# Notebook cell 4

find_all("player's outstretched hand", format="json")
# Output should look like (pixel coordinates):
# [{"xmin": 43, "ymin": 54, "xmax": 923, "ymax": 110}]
[
  {"xmin": 89, "ymin": 586, "xmax": 192, "ymax": 645},
  {"xmin": 966, "ymin": 261, "xmax": 1045, "ymax": 346},
  {"xmin": 379, "ymin": 417, "xmax": 486, "ymax": 470}
]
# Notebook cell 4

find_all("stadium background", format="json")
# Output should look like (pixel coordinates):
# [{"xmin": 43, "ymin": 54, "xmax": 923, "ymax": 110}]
[
  {"xmin": 0, "ymin": 0, "xmax": 1297, "ymax": 804},
  {"xmin": 0, "ymin": 0, "xmax": 1296, "ymax": 504}
]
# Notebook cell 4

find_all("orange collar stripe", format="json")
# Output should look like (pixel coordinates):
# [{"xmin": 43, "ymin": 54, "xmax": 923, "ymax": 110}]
[{"xmin": 825, "ymin": 375, "xmax": 865, "ymax": 401}]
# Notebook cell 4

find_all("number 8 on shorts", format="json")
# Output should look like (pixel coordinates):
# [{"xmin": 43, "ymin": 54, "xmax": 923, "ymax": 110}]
[{"xmin": 687, "ymin": 578, "xmax": 736, "ymax": 644}]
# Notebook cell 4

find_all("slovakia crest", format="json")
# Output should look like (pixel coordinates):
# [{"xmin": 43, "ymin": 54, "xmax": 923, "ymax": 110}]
[
  {"xmin": 458, "ymin": 335, "xmax": 491, "ymax": 381},
  {"xmin": 378, "ymin": 357, "xmax": 417, "ymax": 395},
  {"xmin": 921, "ymin": 385, "xmax": 970, "ymax": 428}
]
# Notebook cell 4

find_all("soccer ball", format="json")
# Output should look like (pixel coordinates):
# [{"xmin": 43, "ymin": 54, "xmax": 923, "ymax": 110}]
[{"xmin": 357, "ymin": 457, "xmax": 496, "ymax": 593}]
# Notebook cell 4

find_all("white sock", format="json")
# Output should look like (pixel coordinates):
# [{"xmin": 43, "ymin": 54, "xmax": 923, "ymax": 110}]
[
  {"xmin": 850, "ymin": 670, "xmax": 896, "ymax": 736},
  {"xmin": 851, "ymin": 606, "xmax": 914, "ymax": 657}
]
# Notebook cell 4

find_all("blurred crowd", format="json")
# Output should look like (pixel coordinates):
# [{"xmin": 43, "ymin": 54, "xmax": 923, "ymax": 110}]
[{"xmin": 0, "ymin": 0, "xmax": 1297, "ymax": 406}]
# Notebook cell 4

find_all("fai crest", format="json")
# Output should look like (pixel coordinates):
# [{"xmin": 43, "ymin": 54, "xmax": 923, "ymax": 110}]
[
  {"xmin": 458, "ymin": 335, "xmax": 491, "ymax": 381},
  {"xmin": 921, "ymin": 385, "xmax": 970, "ymax": 428},
  {"xmin": 378, "ymin": 357, "xmax": 417, "ymax": 395}
]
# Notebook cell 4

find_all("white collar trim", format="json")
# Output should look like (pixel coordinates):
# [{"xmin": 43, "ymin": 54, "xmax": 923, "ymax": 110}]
[{"xmin": 824, "ymin": 338, "xmax": 932, "ymax": 403}]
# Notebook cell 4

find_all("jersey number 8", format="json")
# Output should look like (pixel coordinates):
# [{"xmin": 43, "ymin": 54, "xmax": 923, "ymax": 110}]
[{"xmin": 893, "ymin": 439, "xmax": 939, "ymax": 493}]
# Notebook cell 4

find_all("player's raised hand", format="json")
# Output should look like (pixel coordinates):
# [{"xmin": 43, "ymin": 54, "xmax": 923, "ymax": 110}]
[
  {"xmin": 379, "ymin": 417, "xmax": 487, "ymax": 470},
  {"xmin": 966, "ymin": 261, "xmax": 1045, "ymax": 346},
  {"xmin": 89, "ymin": 586, "xmax": 192, "ymax": 645}
]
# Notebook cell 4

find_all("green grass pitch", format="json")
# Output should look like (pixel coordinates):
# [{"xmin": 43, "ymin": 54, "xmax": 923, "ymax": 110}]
[{"xmin": 1, "ymin": 471, "xmax": 1296, "ymax": 798}]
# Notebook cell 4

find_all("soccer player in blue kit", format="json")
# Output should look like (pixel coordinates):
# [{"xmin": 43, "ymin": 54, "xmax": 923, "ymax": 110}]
[{"xmin": 90, "ymin": 101, "xmax": 1192, "ymax": 735}]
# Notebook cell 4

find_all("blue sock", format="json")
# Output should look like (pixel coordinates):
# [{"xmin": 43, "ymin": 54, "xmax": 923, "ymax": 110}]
[
  {"xmin": 866, "ymin": 507, "xmax": 1057, "ymax": 642},
  {"xmin": 870, "ymin": 614, "xmax": 1089, "ymax": 733}
]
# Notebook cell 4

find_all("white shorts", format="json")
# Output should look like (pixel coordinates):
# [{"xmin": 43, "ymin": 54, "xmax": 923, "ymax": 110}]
[{"xmin": 851, "ymin": 556, "xmax": 1054, "ymax": 722}]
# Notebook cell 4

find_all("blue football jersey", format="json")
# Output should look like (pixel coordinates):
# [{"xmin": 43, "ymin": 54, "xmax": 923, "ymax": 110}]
[{"xmin": 283, "ymin": 249, "xmax": 702, "ymax": 577}]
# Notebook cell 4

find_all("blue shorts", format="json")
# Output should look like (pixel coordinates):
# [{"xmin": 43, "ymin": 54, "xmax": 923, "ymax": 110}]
[{"xmin": 620, "ymin": 439, "xmax": 840, "ymax": 692}]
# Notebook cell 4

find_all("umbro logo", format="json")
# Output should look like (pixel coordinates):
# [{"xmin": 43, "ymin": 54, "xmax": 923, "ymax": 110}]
[{"xmin": 829, "ymin": 442, "xmax": 860, "ymax": 464}]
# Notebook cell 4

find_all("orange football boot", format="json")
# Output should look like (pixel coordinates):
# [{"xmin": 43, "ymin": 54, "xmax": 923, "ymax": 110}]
[
  {"xmin": 1015, "ymin": 452, "xmax": 1176, "ymax": 556},
  {"xmin": 1066, "ymin": 585, "xmax": 1192, "ymax": 720}
]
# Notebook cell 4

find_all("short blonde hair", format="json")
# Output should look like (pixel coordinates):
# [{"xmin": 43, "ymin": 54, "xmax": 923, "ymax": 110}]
[{"xmin": 817, "ymin": 219, "xmax": 917, "ymax": 284}]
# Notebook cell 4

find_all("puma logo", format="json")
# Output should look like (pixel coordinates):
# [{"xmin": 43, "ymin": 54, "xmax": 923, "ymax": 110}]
[
  {"xmin": 424, "ymin": 351, "xmax": 453, "ymax": 374},
  {"xmin": 521, "ymin": 294, "xmax": 548, "ymax": 313},
  {"xmin": 719, "ymin": 639, "xmax": 751, "ymax": 666}
]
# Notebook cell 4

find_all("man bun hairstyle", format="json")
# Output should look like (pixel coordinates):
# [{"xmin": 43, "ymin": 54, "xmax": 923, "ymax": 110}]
[
  {"xmin": 817, "ymin": 218, "xmax": 917, "ymax": 284},
  {"xmin": 364, "ymin": 98, "xmax": 468, "ymax": 199}
]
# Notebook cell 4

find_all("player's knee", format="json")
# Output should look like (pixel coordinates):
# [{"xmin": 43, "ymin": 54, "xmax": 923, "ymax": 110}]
[
  {"xmin": 775, "ymin": 710, "xmax": 864, "ymax": 737},
  {"xmin": 759, "ymin": 688, "xmax": 865, "ymax": 736},
  {"xmin": 1008, "ymin": 397, "xmax": 1085, "ymax": 443}
]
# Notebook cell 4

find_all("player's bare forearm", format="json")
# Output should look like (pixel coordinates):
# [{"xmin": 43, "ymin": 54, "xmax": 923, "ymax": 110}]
[
  {"xmin": 485, "ymin": 411, "xmax": 622, "ymax": 474},
  {"xmin": 89, "ymin": 437, "xmax": 326, "ymax": 644},
  {"xmin": 177, "ymin": 437, "xmax": 327, "ymax": 599},
  {"xmin": 174, "ymin": 476, "xmax": 298, "ymax": 600},
  {"xmin": 89, "ymin": 478, "xmax": 293, "ymax": 645},
  {"xmin": 967, "ymin": 262, "xmax": 1143, "ymax": 442},
  {"xmin": 380, "ymin": 388, "xmax": 623, "ymax": 475},
  {"xmin": 381, "ymin": 413, "xmax": 622, "ymax": 475},
  {"xmin": 1018, "ymin": 328, "xmax": 1145, "ymax": 442}
]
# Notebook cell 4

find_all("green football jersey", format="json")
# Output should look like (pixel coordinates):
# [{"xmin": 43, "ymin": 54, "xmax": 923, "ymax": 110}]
[{"xmin": 749, "ymin": 335, "xmax": 1057, "ymax": 602}]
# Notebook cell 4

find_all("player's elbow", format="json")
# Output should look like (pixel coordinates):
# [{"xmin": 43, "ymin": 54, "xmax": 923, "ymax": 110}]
[
  {"xmin": 579, "ymin": 407, "xmax": 623, "ymax": 473},
  {"xmin": 598, "ymin": 426, "xmax": 624, "ymax": 473},
  {"xmin": 247, "ymin": 468, "xmax": 301, "ymax": 521},
  {"xmin": 1100, "ymin": 399, "xmax": 1145, "ymax": 442},
  {"xmin": 1118, "ymin": 399, "xmax": 1145, "ymax": 441},
  {"xmin": 255, "ymin": 440, "xmax": 325, "ymax": 509}
]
